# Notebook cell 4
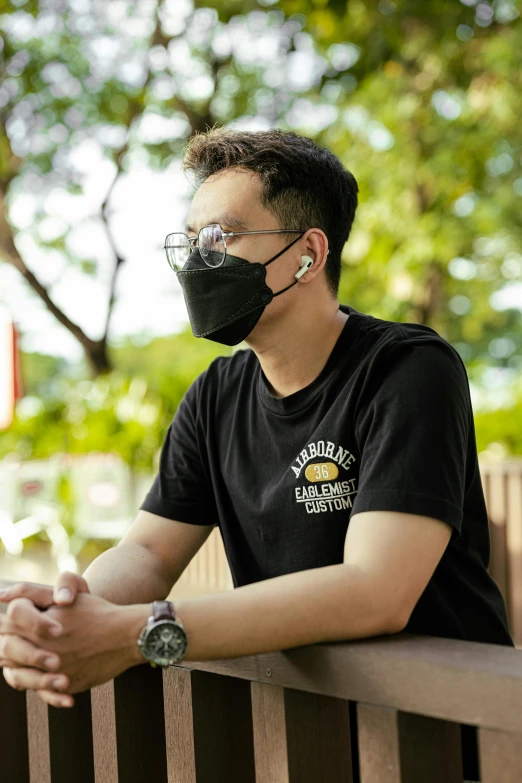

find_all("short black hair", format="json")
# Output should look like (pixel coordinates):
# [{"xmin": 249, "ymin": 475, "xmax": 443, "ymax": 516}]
[{"xmin": 182, "ymin": 126, "xmax": 359, "ymax": 295}]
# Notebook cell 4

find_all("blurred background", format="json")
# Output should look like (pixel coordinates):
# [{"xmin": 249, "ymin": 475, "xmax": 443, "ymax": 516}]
[{"xmin": 0, "ymin": 0, "xmax": 521, "ymax": 600}]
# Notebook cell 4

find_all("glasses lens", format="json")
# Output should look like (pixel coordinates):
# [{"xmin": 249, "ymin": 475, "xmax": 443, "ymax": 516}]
[
  {"xmin": 199, "ymin": 224, "xmax": 225, "ymax": 267},
  {"xmin": 164, "ymin": 233, "xmax": 190, "ymax": 271}
]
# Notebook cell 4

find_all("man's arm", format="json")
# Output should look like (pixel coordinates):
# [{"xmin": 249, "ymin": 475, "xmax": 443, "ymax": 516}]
[
  {"xmin": 80, "ymin": 510, "xmax": 215, "ymax": 604},
  {"xmin": 124, "ymin": 509, "xmax": 453, "ymax": 663},
  {"xmin": 0, "ymin": 510, "xmax": 214, "ymax": 614},
  {"xmin": 1, "ymin": 509, "xmax": 451, "ymax": 703}
]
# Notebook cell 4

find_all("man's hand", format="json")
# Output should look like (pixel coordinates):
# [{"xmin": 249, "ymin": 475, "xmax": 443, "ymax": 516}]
[
  {"xmin": 0, "ymin": 573, "xmax": 90, "ymax": 708},
  {"xmin": 0, "ymin": 589, "xmax": 148, "ymax": 707}
]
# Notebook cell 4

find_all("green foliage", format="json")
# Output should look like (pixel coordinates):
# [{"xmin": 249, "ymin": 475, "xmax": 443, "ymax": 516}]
[
  {"xmin": 19, "ymin": 351, "xmax": 69, "ymax": 398},
  {"xmin": 286, "ymin": 0, "xmax": 522, "ymax": 364},
  {"xmin": 0, "ymin": 372, "xmax": 166, "ymax": 471},
  {"xmin": 475, "ymin": 396, "xmax": 522, "ymax": 457},
  {"xmin": 1, "ymin": 0, "xmax": 521, "ymax": 460},
  {"xmin": 110, "ymin": 329, "xmax": 229, "ymax": 403},
  {"xmin": 3, "ymin": 328, "xmax": 230, "ymax": 471}
]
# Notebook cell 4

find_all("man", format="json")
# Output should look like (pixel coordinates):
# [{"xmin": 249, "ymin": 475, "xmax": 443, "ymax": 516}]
[{"xmin": 0, "ymin": 128, "xmax": 513, "ymax": 721}]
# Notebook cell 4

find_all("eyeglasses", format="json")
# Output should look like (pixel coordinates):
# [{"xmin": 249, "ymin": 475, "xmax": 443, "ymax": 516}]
[{"xmin": 163, "ymin": 223, "xmax": 329, "ymax": 272}]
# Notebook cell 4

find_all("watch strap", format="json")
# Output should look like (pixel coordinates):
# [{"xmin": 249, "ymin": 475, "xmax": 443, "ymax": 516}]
[{"xmin": 152, "ymin": 600, "xmax": 176, "ymax": 621}]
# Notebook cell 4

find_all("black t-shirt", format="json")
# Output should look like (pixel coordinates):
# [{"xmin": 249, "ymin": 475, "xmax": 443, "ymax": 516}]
[{"xmin": 141, "ymin": 303, "xmax": 514, "ymax": 647}]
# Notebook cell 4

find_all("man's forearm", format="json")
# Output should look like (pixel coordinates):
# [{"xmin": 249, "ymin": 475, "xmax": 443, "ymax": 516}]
[
  {"xmin": 82, "ymin": 543, "xmax": 173, "ymax": 605},
  {"xmin": 126, "ymin": 562, "xmax": 405, "ymax": 664}
]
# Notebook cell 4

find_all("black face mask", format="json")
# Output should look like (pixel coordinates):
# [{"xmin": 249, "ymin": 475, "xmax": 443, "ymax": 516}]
[{"xmin": 176, "ymin": 233, "xmax": 305, "ymax": 346}]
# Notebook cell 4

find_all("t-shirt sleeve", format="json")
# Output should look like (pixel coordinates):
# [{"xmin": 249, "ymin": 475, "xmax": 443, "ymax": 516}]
[
  {"xmin": 139, "ymin": 374, "xmax": 219, "ymax": 526},
  {"xmin": 351, "ymin": 337, "xmax": 471, "ymax": 541}
]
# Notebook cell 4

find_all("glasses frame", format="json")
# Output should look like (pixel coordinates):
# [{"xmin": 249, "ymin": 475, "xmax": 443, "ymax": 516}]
[{"xmin": 163, "ymin": 223, "xmax": 330, "ymax": 270}]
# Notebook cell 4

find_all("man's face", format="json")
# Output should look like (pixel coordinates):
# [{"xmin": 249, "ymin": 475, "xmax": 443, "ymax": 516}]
[{"xmin": 185, "ymin": 167, "xmax": 305, "ymax": 330}]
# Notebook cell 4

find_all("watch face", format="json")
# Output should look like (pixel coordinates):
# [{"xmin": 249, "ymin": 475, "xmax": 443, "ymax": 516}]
[{"xmin": 144, "ymin": 621, "xmax": 187, "ymax": 666}]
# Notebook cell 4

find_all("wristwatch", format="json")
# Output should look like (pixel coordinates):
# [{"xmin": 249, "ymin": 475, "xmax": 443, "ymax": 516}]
[{"xmin": 136, "ymin": 600, "xmax": 188, "ymax": 667}]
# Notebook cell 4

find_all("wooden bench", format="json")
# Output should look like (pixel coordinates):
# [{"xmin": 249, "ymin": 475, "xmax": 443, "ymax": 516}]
[{"xmin": 2, "ymin": 604, "xmax": 522, "ymax": 782}]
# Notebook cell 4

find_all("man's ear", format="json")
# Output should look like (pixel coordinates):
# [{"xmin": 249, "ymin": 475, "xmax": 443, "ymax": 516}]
[
  {"xmin": 297, "ymin": 240, "xmax": 328, "ymax": 282},
  {"xmin": 304, "ymin": 228, "xmax": 329, "ymax": 270}
]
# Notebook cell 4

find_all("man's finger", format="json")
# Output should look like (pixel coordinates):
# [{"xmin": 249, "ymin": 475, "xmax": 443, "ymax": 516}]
[
  {"xmin": 36, "ymin": 688, "xmax": 75, "ymax": 709},
  {"xmin": 0, "ymin": 633, "xmax": 61, "ymax": 671},
  {"xmin": 3, "ymin": 666, "xmax": 70, "ymax": 697},
  {"xmin": 53, "ymin": 572, "xmax": 90, "ymax": 605},
  {"xmin": 2, "ymin": 598, "xmax": 63, "ymax": 640},
  {"xmin": 0, "ymin": 582, "xmax": 55, "ymax": 609}
]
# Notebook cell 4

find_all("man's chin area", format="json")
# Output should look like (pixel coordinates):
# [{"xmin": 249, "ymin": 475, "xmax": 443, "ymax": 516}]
[
  {"xmin": 245, "ymin": 305, "xmax": 288, "ymax": 349},
  {"xmin": 244, "ymin": 323, "xmax": 268, "ymax": 352}
]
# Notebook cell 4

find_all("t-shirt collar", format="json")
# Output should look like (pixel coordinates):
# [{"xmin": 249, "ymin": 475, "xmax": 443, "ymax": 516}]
[{"xmin": 256, "ymin": 304, "xmax": 358, "ymax": 416}]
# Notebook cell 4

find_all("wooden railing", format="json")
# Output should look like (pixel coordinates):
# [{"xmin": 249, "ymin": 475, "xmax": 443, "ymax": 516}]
[{"xmin": 2, "ymin": 604, "xmax": 522, "ymax": 782}]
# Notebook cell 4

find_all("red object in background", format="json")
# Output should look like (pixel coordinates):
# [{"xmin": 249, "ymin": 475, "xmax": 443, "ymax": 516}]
[
  {"xmin": 12, "ymin": 321, "xmax": 23, "ymax": 403},
  {"xmin": 21, "ymin": 480, "xmax": 43, "ymax": 496},
  {"xmin": 0, "ymin": 307, "xmax": 24, "ymax": 430}
]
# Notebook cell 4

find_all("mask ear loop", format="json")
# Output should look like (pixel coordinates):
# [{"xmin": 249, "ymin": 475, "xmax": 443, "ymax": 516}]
[
  {"xmin": 262, "ymin": 232, "xmax": 305, "ymax": 268},
  {"xmin": 263, "ymin": 232, "xmax": 307, "ymax": 297},
  {"xmin": 272, "ymin": 279, "xmax": 298, "ymax": 297}
]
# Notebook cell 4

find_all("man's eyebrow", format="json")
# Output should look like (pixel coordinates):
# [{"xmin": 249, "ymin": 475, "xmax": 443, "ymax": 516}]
[{"xmin": 185, "ymin": 213, "xmax": 249, "ymax": 233}]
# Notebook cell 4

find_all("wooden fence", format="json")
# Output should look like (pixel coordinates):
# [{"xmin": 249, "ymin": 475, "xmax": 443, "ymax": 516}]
[
  {"xmin": 2, "ymin": 621, "xmax": 522, "ymax": 783},
  {"xmin": 480, "ymin": 460, "xmax": 522, "ymax": 646}
]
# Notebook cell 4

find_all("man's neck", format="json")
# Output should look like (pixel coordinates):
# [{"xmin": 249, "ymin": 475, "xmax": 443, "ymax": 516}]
[{"xmin": 248, "ymin": 302, "xmax": 349, "ymax": 398}]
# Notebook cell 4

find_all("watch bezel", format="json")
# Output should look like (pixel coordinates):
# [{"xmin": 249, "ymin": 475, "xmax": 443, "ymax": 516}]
[{"xmin": 138, "ymin": 618, "xmax": 188, "ymax": 667}]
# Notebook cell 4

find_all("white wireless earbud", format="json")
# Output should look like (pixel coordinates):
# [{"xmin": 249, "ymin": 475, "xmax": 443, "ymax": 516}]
[{"xmin": 294, "ymin": 255, "xmax": 314, "ymax": 280}]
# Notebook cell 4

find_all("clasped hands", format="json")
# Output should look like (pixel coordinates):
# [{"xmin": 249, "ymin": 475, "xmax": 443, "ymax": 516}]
[{"xmin": 0, "ymin": 574, "xmax": 145, "ymax": 708}]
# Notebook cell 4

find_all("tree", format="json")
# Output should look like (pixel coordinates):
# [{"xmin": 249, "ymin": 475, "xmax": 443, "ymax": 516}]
[
  {"xmin": 0, "ymin": 0, "xmax": 224, "ymax": 374},
  {"xmin": 1, "ymin": 0, "xmax": 520, "ymax": 388},
  {"xmin": 267, "ymin": 0, "xmax": 522, "ymax": 381}
]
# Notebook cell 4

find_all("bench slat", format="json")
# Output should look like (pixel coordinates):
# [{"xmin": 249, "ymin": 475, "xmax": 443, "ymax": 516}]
[
  {"xmin": 91, "ymin": 665, "xmax": 169, "ymax": 783},
  {"xmin": 507, "ymin": 473, "xmax": 522, "ymax": 644},
  {"xmin": 27, "ymin": 691, "xmax": 51, "ymax": 783},
  {"xmin": 163, "ymin": 667, "xmax": 197, "ymax": 783},
  {"xmin": 163, "ymin": 667, "xmax": 255, "ymax": 782},
  {"xmin": 251, "ymin": 682, "xmax": 353, "ymax": 782},
  {"xmin": 91, "ymin": 680, "xmax": 118, "ymax": 783},
  {"xmin": 0, "ymin": 674, "xmax": 30, "ymax": 783},
  {"xmin": 357, "ymin": 704, "xmax": 463, "ymax": 783},
  {"xmin": 479, "ymin": 726, "xmax": 522, "ymax": 782}
]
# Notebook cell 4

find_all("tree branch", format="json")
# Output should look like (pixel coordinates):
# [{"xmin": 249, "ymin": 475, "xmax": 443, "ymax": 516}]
[
  {"xmin": 100, "ymin": 162, "xmax": 126, "ymax": 343},
  {"xmin": 99, "ymin": 0, "xmax": 192, "ymax": 344},
  {"xmin": 0, "ymin": 192, "xmax": 99, "ymax": 351}
]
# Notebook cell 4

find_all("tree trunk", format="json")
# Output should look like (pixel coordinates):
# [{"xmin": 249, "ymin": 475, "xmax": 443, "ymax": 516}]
[
  {"xmin": 84, "ymin": 337, "xmax": 111, "ymax": 377},
  {"xmin": 409, "ymin": 260, "xmax": 444, "ymax": 327},
  {"xmin": 0, "ymin": 2, "xmax": 219, "ymax": 378}
]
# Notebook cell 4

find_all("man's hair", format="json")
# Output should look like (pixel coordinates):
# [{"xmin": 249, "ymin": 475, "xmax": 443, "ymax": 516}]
[{"xmin": 181, "ymin": 126, "xmax": 358, "ymax": 296}]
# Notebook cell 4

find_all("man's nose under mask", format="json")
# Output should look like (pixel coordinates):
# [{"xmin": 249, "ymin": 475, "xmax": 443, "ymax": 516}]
[{"xmin": 176, "ymin": 235, "xmax": 303, "ymax": 346}]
